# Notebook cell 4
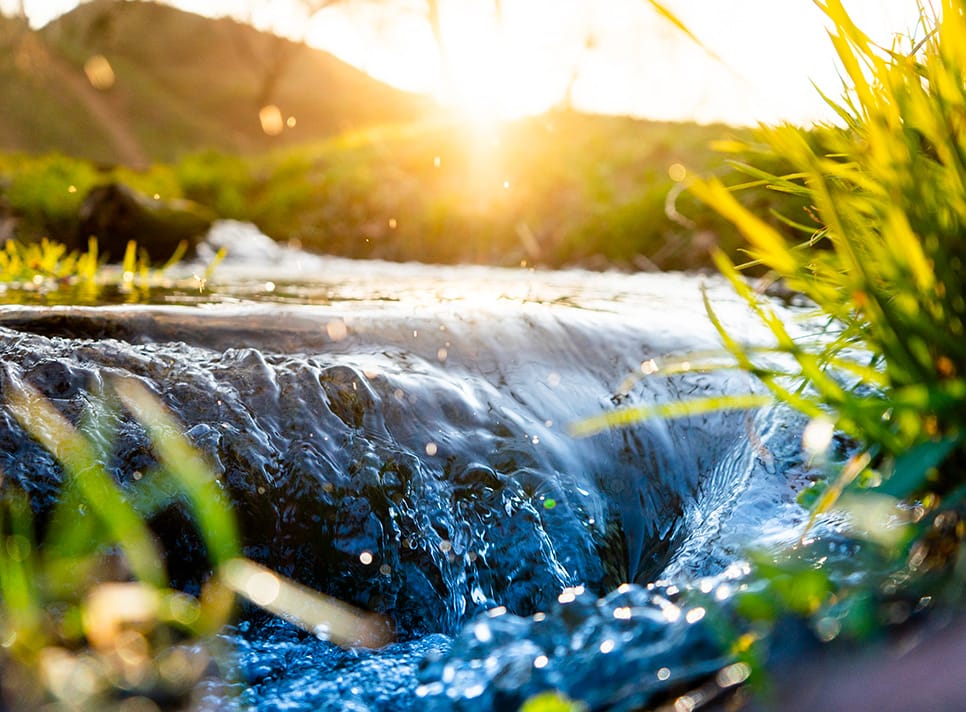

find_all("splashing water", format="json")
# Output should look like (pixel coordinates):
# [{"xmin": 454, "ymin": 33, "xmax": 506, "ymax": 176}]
[{"xmin": 0, "ymin": 222, "xmax": 819, "ymax": 710}]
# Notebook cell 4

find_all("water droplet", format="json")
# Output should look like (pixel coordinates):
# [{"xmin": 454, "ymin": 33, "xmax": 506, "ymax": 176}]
[
  {"xmin": 613, "ymin": 607, "xmax": 632, "ymax": 620},
  {"xmin": 325, "ymin": 320, "xmax": 348, "ymax": 341},
  {"xmin": 359, "ymin": 551, "xmax": 374, "ymax": 565},
  {"xmin": 716, "ymin": 662, "xmax": 751, "ymax": 688},
  {"xmin": 657, "ymin": 667, "xmax": 671, "ymax": 681},
  {"xmin": 438, "ymin": 540, "xmax": 452, "ymax": 554},
  {"xmin": 258, "ymin": 104, "xmax": 284, "ymax": 136},
  {"xmin": 437, "ymin": 347, "xmax": 448, "ymax": 362},
  {"xmin": 686, "ymin": 607, "xmax": 706, "ymax": 624},
  {"xmin": 531, "ymin": 435, "xmax": 540, "ymax": 445},
  {"xmin": 473, "ymin": 622, "xmax": 492, "ymax": 643},
  {"xmin": 547, "ymin": 372, "xmax": 561, "ymax": 387},
  {"xmin": 286, "ymin": 115, "xmax": 297, "ymax": 128},
  {"xmin": 245, "ymin": 571, "xmax": 280, "ymax": 606},
  {"xmin": 668, "ymin": 163, "xmax": 687, "ymax": 182},
  {"xmin": 803, "ymin": 416, "xmax": 835, "ymax": 455},
  {"xmin": 534, "ymin": 655, "xmax": 549, "ymax": 669},
  {"xmin": 425, "ymin": 442, "xmax": 438, "ymax": 456},
  {"xmin": 599, "ymin": 639, "xmax": 615, "ymax": 654},
  {"xmin": 465, "ymin": 684, "xmax": 485, "ymax": 699},
  {"xmin": 532, "ymin": 612, "xmax": 546, "ymax": 622},
  {"xmin": 379, "ymin": 564, "xmax": 392, "ymax": 576},
  {"xmin": 640, "ymin": 358, "xmax": 659, "ymax": 375},
  {"xmin": 388, "ymin": 218, "xmax": 397, "ymax": 229},
  {"xmin": 264, "ymin": 281, "xmax": 276, "ymax": 293}
]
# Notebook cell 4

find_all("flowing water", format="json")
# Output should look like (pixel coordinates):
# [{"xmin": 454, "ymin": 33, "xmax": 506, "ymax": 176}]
[{"xmin": 0, "ymin": 223, "xmax": 823, "ymax": 710}]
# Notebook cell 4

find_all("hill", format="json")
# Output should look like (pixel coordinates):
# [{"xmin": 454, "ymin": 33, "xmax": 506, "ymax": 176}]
[{"xmin": 0, "ymin": 1, "xmax": 430, "ymax": 165}]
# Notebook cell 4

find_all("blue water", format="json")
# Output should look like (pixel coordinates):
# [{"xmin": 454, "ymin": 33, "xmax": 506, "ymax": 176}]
[{"xmin": 0, "ymin": 223, "xmax": 823, "ymax": 710}]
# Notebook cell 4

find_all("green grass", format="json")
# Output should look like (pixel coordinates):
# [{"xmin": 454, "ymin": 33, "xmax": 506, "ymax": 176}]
[
  {"xmin": 1, "ymin": 112, "xmax": 810, "ymax": 272},
  {"xmin": 691, "ymin": 0, "xmax": 966, "ymax": 528}
]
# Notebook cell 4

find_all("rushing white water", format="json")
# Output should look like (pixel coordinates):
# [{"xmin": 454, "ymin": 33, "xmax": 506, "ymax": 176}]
[{"xmin": 0, "ymin": 222, "xmax": 819, "ymax": 710}]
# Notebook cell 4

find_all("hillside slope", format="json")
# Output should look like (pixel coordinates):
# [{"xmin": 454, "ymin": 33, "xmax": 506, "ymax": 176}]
[{"xmin": 0, "ymin": 1, "xmax": 429, "ymax": 165}]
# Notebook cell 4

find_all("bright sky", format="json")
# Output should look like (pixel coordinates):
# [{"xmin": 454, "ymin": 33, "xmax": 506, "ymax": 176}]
[{"xmin": 3, "ymin": 0, "xmax": 926, "ymax": 126}]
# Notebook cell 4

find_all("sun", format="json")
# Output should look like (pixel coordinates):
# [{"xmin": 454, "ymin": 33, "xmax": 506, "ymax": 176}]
[{"xmin": 307, "ymin": 0, "xmax": 574, "ymax": 123}]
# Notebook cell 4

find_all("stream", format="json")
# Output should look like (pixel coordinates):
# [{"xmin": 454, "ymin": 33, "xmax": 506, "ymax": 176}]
[{"xmin": 0, "ymin": 223, "xmax": 825, "ymax": 710}]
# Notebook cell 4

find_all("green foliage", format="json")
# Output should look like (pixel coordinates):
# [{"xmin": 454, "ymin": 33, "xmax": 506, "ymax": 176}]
[
  {"xmin": 2, "ymin": 114, "xmax": 808, "ymax": 273},
  {"xmin": 690, "ymin": 0, "xmax": 966, "ymax": 523},
  {"xmin": 0, "ymin": 153, "xmax": 99, "ymax": 238}
]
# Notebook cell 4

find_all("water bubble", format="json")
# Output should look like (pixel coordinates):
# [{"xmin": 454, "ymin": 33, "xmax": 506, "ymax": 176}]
[
  {"xmin": 439, "ymin": 540, "xmax": 452, "ymax": 554},
  {"xmin": 546, "ymin": 372, "xmax": 561, "ymax": 387},
  {"xmin": 534, "ymin": 655, "xmax": 549, "ymax": 669},
  {"xmin": 486, "ymin": 606, "xmax": 507, "ymax": 618},
  {"xmin": 388, "ymin": 218, "xmax": 398, "ymax": 229},
  {"xmin": 379, "ymin": 564, "xmax": 392, "ymax": 576},
  {"xmin": 668, "ymin": 163, "xmax": 687, "ymax": 182},
  {"xmin": 433, "ymin": 156, "xmax": 441, "ymax": 168},
  {"xmin": 437, "ymin": 347, "xmax": 448, "ymax": 362},
  {"xmin": 425, "ymin": 442, "xmax": 438, "ymax": 456},
  {"xmin": 599, "ymin": 639, "xmax": 615, "ymax": 654},
  {"xmin": 286, "ymin": 116, "xmax": 297, "ymax": 128},
  {"xmin": 359, "ymin": 551, "xmax": 374, "ymax": 565},
  {"xmin": 531, "ymin": 435, "xmax": 540, "ymax": 445},
  {"xmin": 613, "ymin": 607, "xmax": 632, "ymax": 620},
  {"xmin": 640, "ymin": 358, "xmax": 659, "ymax": 375},
  {"xmin": 657, "ymin": 667, "xmax": 671, "ymax": 681},
  {"xmin": 532, "ymin": 612, "xmax": 546, "ymax": 622},
  {"xmin": 264, "ymin": 281, "xmax": 276, "ymax": 293}
]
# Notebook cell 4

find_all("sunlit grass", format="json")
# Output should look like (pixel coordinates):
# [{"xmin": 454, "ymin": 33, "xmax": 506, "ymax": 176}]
[{"xmin": 690, "ymin": 0, "xmax": 966, "ymax": 528}]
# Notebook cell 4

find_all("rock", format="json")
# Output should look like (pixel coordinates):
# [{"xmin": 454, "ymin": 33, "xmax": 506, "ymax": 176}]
[{"xmin": 77, "ymin": 182, "xmax": 215, "ymax": 262}]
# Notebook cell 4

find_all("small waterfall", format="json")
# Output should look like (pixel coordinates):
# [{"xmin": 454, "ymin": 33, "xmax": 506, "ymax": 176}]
[{"xmin": 0, "ymin": 230, "xmax": 813, "ymax": 709}]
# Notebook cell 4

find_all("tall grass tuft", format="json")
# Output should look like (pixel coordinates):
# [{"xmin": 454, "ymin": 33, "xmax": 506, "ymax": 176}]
[{"xmin": 687, "ymin": 0, "xmax": 966, "ymax": 540}]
